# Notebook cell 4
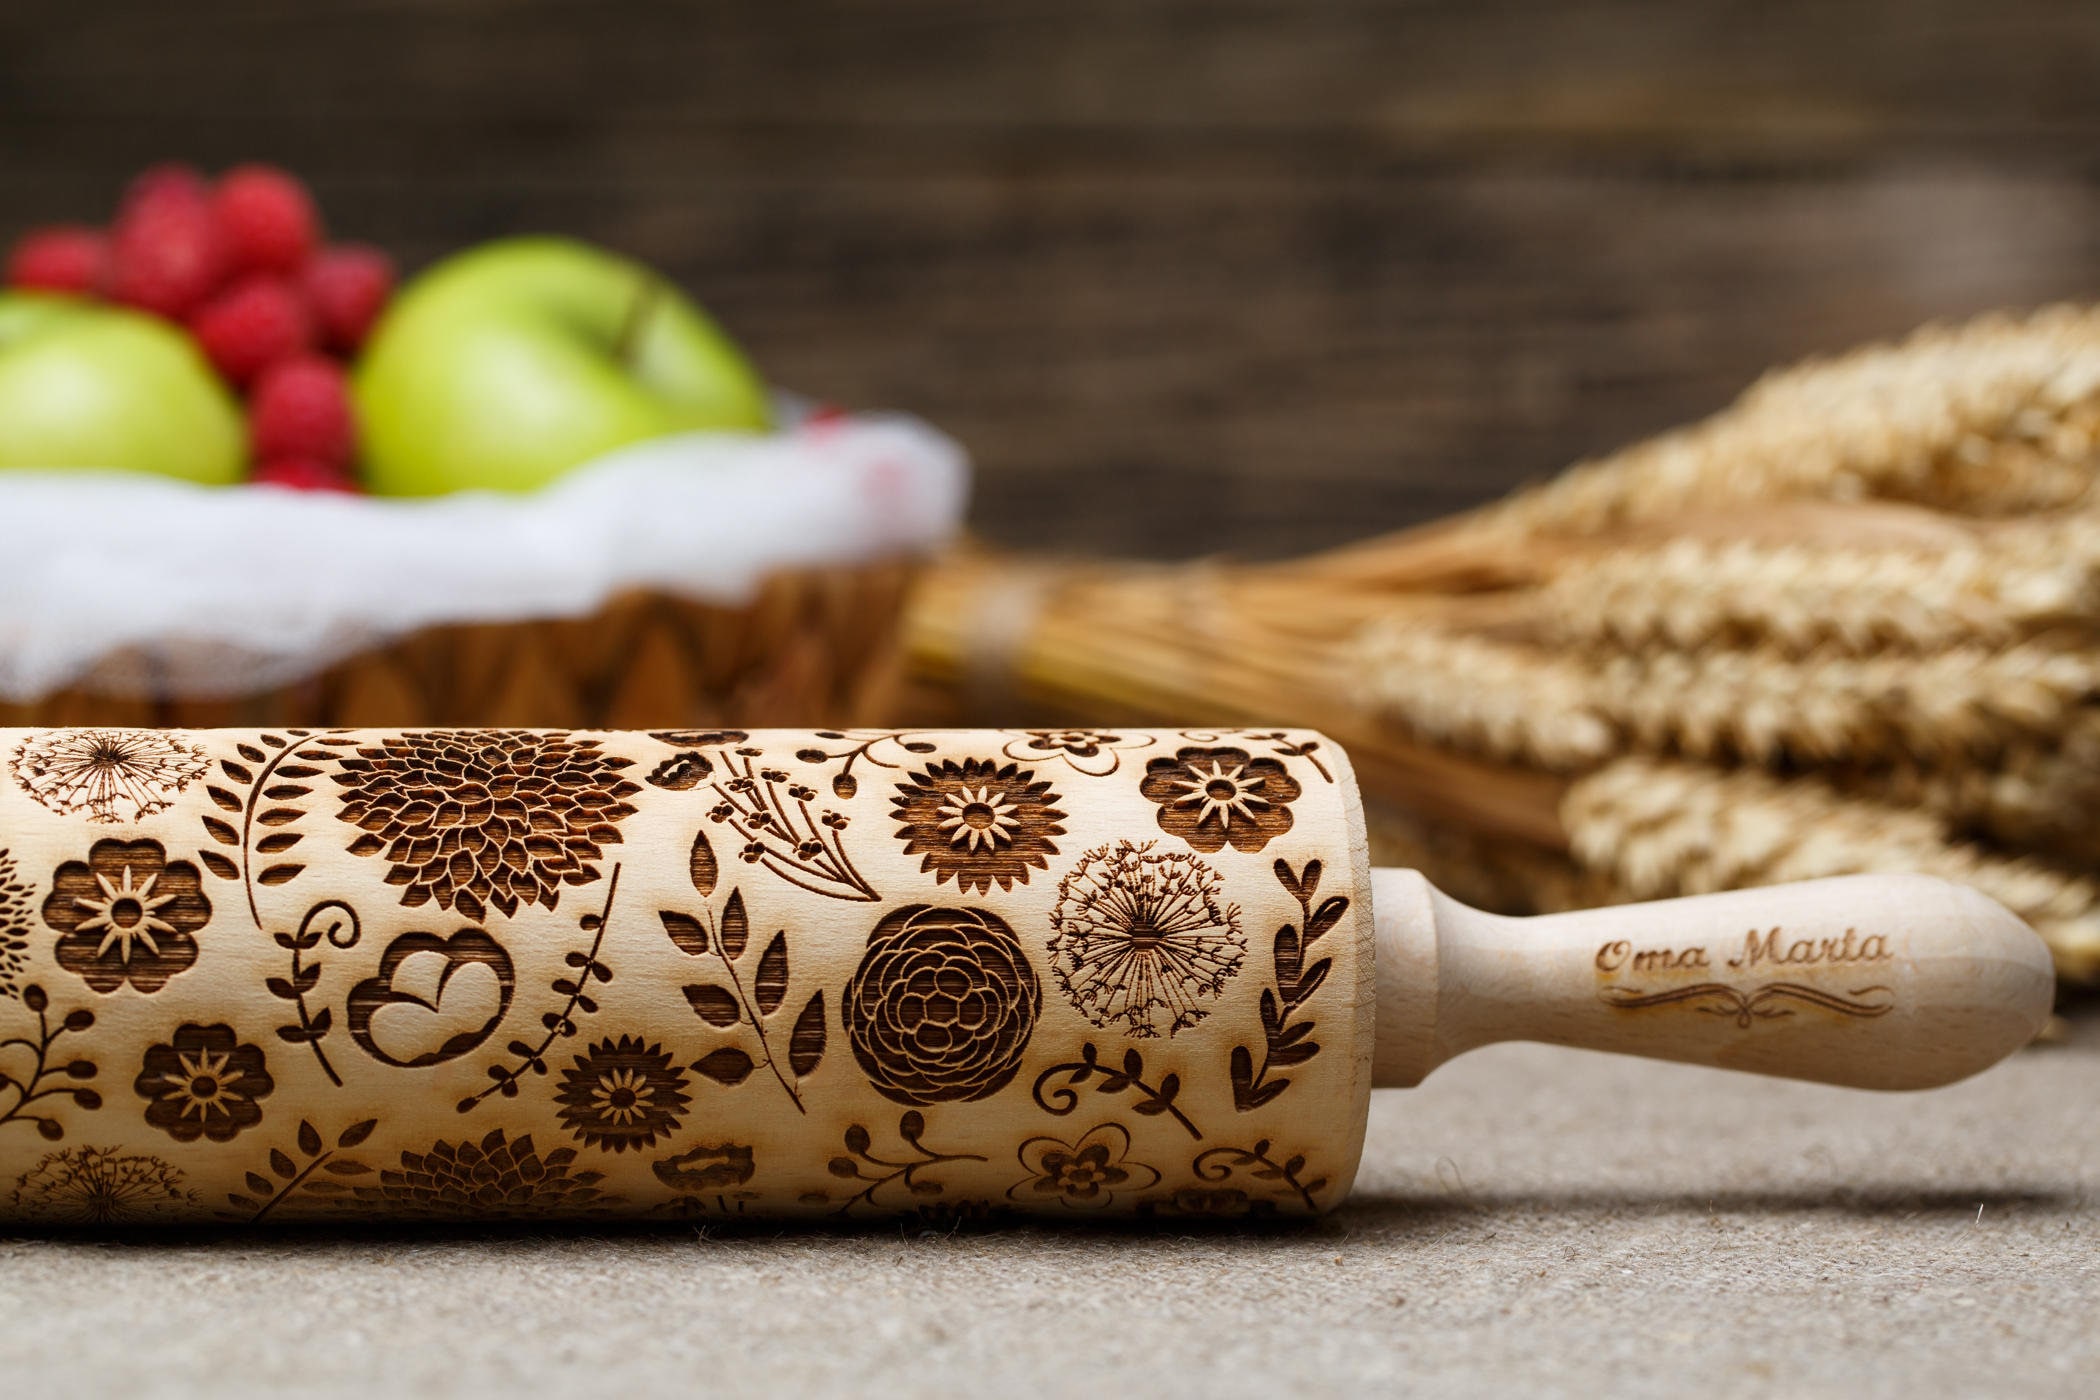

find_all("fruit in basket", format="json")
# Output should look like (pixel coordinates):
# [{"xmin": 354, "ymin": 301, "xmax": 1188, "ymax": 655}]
[
  {"xmin": 2, "ymin": 162, "xmax": 393, "ymax": 490},
  {"xmin": 353, "ymin": 237, "xmax": 770, "ymax": 496},
  {"xmin": 0, "ymin": 293, "xmax": 244, "ymax": 483}
]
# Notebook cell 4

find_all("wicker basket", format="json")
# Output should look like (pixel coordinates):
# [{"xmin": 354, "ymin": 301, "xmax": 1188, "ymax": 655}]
[{"xmin": 0, "ymin": 561, "xmax": 919, "ymax": 731}]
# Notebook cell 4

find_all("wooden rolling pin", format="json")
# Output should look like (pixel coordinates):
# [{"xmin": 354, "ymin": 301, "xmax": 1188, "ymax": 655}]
[{"xmin": 0, "ymin": 727, "xmax": 2049, "ymax": 1224}]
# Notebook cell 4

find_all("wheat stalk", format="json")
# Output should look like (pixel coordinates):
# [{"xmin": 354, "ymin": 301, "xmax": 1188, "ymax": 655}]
[{"xmin": 1563, "ymin": 756, "xmax": 2100, "ymax": 979}]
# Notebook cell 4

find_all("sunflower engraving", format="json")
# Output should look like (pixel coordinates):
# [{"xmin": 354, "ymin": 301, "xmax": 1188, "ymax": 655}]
[
  {"xmin": 1008, "ymin": 1122, "xmax": 1159, "ymax": 1210},
  {"xmin": 42, "ymin": 839, "xmax": 209, "ymax": 995},
  {"xmin": 331, "ymin": 730, "xmax": 641, "ymax": 921},
  {"xmin": 844, "ymin": 904, "xmax": 1041, "ymax": 1105},
  {"xmin": 0, "ymin": 849, "xmax": 32, "ymax": 999},
  {"xmin": 1049, "ymin": 841, "xmax": 1245, "ymax": 1038},
  {"xmin": 891, "ymin": 759, "xmax": 1065, "ymax": 894},
  {"xmin": 553, "ymin": 1035, "xmax": 693, "ymax": 1154},
  {"xmin": 135, "ymin": 1023, "xmax": 275, "ymax": 1144},
  {"xmin": 352, "ymin": 1128, "xmax": 613, "ymax": 1217},
  {"xmin": 1138, "ymin": 746, "xmax": 1302, "ymax": 854},
  {"xmin": 10, "ymin": 1146, "xmax": 195, "ymax": 1224},
  {"xmin": 9, "ymin": 729, "xmax": 209, "ymax": 824}
]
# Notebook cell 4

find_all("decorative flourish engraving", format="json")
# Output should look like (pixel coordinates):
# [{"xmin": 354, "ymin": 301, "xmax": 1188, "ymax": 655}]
[
  {"xmin": 348, "ymin": 928, "xmax": 515, "ymax": 1070},
  {"xmin": 1599, "ymin": 981, "xmax": 1896, "ymax": 1027},
  {"xmin": 844, "ymin": 904, "xmax": 1041, "ymax": 1105},
  {"xmin": 1000, "ymin": 729, "xmax": 1155, "ymax": 777},
  {"xmin": 0, "ymin": 849, "xmax": 32, "ymax": 1000},
  {"xmin": 891, "ymin": 758, "xmax": 1066, "ymax": 895},
  {"xmin": 349, "ymin": 1128, "xmax": 615, "ymax": 1216},
  {"xmin": 135, "ymin": 1023, "xmax": 274, "ymax": 1144},
  {"xmin": 11, "ymin": 1146, "xmax": 194, "ymax": 1224},
  {"xmin": 1008, "ymin": 1123, "xmax": 1160, "ymax": 1210},
  {"xmin": 1228, "ymin": 859, "xmax": 1343, "ymax": 1112},
  {"xmin": 1049, "ymin": 840, "xmax": 1244, "ymax": 1038},
  {"xmin": 221, "ymin": 1117, "xmax": 378, "ymax": 1222},
  {"xmin": 1191, "ymin": 1140, "xmax": 1325, "ymax": 1212},
  {"xmin": 0, "ymin": 986, "xmax": 98, "ymax": 1140},
  {"xmin": 12, "ymin": 728, "xmax": 209, "ymax": 824},
  {"xmin": 662, "ymin": 830, "xmax": 826, "ymax": 1111},
  {"xmin": 823, "ymin": 1111, "xmax": 986, "ymax": 1215},
  {"xmin": 267, "ymin": 901, "xmax": 363, "ymax": 1086},
  {"xmin": 332, "ymin": 730, "xmax": 640, "ymax": 921},
  {"xmin": 702, "ymin": 745, "xmax": 879, "ymax": 902},
  {"xmin": 43, "ymin": 838, "xmax": 208, "ymax": 995},
  {"xmin": 458, "ymin": 867, "xmax": 618, "ymax": 1114},
  {"xmin": 196, "ymin": 731, "xmax": 339, "ymax": 926},
  {"xmin": 554, "ymin": 1035, "xmax": 692, "ymax": 1154},
  {"xmin": 1140, "ymin": 746, "xmax": 1302, "ymax": 854},
  {"xmin": 1032, "ymin": 1043, "xmax": 1201, "ymax": 1140},
  {"xmin": 788, "ymin": 729, "xmax": 937, "ymax": 800}
]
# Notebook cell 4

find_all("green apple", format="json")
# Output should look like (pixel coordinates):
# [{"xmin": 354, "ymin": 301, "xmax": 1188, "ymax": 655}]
[
  {"xmin": 0, "ymin": 293, "xmax": 245, "ymax": 485},
  {"xmin": 354, "ymin": 237, "xmax": 771, "ymax": 496}
]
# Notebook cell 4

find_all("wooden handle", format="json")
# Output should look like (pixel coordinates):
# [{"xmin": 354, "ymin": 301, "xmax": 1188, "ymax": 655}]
[{"xmin": 1371, "ymin": 870, "xmax": 2054, "ymax": 1090}]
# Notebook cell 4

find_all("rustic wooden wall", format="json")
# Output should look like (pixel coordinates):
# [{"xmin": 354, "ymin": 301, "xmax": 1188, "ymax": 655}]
[{"xmin": 5, "ymin": 1, "xmax": 2100, "ymax": 557}]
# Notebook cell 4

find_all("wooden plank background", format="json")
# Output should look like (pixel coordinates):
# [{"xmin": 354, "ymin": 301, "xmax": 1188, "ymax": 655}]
[{"xmin": 4, "ymin": 0, "xmax": 2100, "ymax": 557}]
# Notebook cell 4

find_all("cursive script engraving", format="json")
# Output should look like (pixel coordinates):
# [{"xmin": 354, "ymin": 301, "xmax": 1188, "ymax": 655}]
[{"xmin": 1596, "ymin": 927, "xmax": 1892, "ymax": 978}]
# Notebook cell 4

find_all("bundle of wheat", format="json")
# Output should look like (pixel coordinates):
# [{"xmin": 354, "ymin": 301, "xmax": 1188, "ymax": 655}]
[{"xmin": 905, "ymin": 303, "xmax": 2100, "ymax": 983}]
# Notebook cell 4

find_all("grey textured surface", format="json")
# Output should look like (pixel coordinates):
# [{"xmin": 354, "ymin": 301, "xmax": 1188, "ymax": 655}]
[{"xmin": 3, "ymin": 1014, "xmax": 2094, "ymax": 1399}]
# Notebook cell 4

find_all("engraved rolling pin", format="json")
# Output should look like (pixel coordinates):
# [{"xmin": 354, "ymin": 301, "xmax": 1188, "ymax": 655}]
[{"xmin": 0, "ymin": 728, "xmax": 2051, "ymax": 1225}]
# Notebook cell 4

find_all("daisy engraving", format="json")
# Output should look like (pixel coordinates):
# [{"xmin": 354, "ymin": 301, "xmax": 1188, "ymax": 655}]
[
  {"xmin": 10, "ymin": 729, "xmax": 208, "ymax": 824},
  {"xmin": 1049, "ymin": 841, "xmax": 1245, "ymax": 1038},
  {"xmin": 43, "ymin": 839, "xmax": 209, "ymax": 994},
  {"xmin": 135, "ymin": 1023, "xmax": 275, "ymax": 1144},
  {"xmin": 1139, "ymin": 746, "xmax": 1302, "ymax": 855},
  {"xmin": 891, "ymin": 759, "xmax": 1066, "ymax": 894},
  {"xmin": 553, "ymin": 1035, "xmax": 693, "ymax": 1154}
]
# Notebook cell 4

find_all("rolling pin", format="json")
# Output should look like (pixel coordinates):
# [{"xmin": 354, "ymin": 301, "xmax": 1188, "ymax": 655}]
[{"xmin": 0, "ymin": 726, "xmax": 2050, "ymax": 1225}]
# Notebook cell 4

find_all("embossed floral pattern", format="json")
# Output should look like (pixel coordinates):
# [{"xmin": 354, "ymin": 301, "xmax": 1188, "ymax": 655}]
[
  {"xmin": 891, "ymin": 759, "xmax": 1065, "ymax": 895},
  {"xmin": 0, "ymin": 849, "xmax": 31, "ymax": 999},
  {"xmin": 1008, "ymin": 1123, "xmax": 1159, "ymax": 1210},
  {"xmin": 135, "ymin": 1023, "xmax": 274, "ymax": 1143},
  {"xmin": 999, "ymin": 729, "xmax": 1155, "ymax": 777},
  {"xmin": 1139, "ymin": 746, "xmax": 1301, "ymax": 854},
  {"xmin": 844, "ymin": 904, "xmax": 1041, "ymax": 1105},
  {"xmin": 652, "ymin": 1142, "xmax": 756, "ymax": 1192},
  {"xmin": 43, "ymin": 839, "xmax": 209, "ymax": 994},
  {"xmin": 554, "ymin": 1035, "xmax": 692, "ymax": 1153},
  {"xmin": 10, "ymin": 1146, "xmax": 194, "ymax": 1224},
  {"xmin": 10, "ymin": 728, "xmax": 208, "ymax": 824},
  {"xmin": 1049, "ymin": 841, "xmax": 1245, "ymax": 1038},
  {"xmin": 352, "ymin": 1129, "xmax": 612, "ymax": 1216},
  {"xmin": 332, "ymin": 730, "xmax": 641, "ymax": 920}
]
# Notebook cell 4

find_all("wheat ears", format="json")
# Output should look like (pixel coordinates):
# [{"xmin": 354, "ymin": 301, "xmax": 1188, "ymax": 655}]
[{"xmin": 909, "ymin": 302, "xmax": 2100, "ymax": 980}]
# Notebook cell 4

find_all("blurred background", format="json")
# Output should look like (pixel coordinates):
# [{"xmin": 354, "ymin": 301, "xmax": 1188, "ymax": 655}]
[{"xmin": 8, "ymin": 0, "xmax": 2098, "ymax": 557}]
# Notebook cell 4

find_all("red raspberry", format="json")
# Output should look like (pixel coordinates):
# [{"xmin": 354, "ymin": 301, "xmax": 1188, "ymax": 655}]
[
  {"xmin": 214, "ymin": 165, "xmax": 321, "ymax": 275},
  {"xmin": 108, "ymin": 179, "xmax": 225, "ymax": 318},
  {"xmin": 5, "ymin": 226, "xmax": 109, "ymax": 293},
  {"xmin": 249, "ymin": 356, "xmax": 356, "ymax": 469},
  {"xmin": 120, "ymin": 164, "xmax": 211, "ymax": 220},
  {"xmin": 253, "ymin": 457, "xmax": 359, "ymax": 494},
  {"xmin": 188, "ymin": 275, "xmax": 315, "ymax": 385},
  {"xmin": 302, "ymin": 244, "xmax": 394, "ymax": 352}
]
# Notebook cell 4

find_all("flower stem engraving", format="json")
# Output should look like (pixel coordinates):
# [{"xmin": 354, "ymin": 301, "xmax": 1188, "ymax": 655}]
[
  {"xmin": 824, "ymin": 1111, "xmax": 985, "ymax": 1216},
  {"xmin": 222, "ymin": 1117, "xmax": 378, "ymax": 1222},
  {"xmin": 1192, "ymin": 1140, "xmax": 1325, "ymax": 1212},
  {"xmin": 1032, "ymin": 1044, "xmax": 1202, "ymax": 1140},
  {"xmin": 268, "ymin": 900, "xmax": 363, "ymax": 1087},
  {"xmin": 0, "ymin": 986, "xmax": 99, "ymax": 1140},
  {"xmin": 1229, "ymin": 859, "xmax": 1345, "ymax": 1112},
  {"xmin": 458, "ymin": 865, "xmax": 619, "ymax": 1114},
  {"xmin": 198, "ymin": 732, "xmax": 334, "ymax": 927},
  {"xmin": 707, "ymin": 747, "xmax": 878, "ymax": 902}
]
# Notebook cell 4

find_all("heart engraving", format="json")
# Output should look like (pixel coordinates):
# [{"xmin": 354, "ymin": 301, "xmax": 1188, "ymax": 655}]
[{"xmin": 347, "ymin": 929, "xmax": 516, "ymax": 1068}]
